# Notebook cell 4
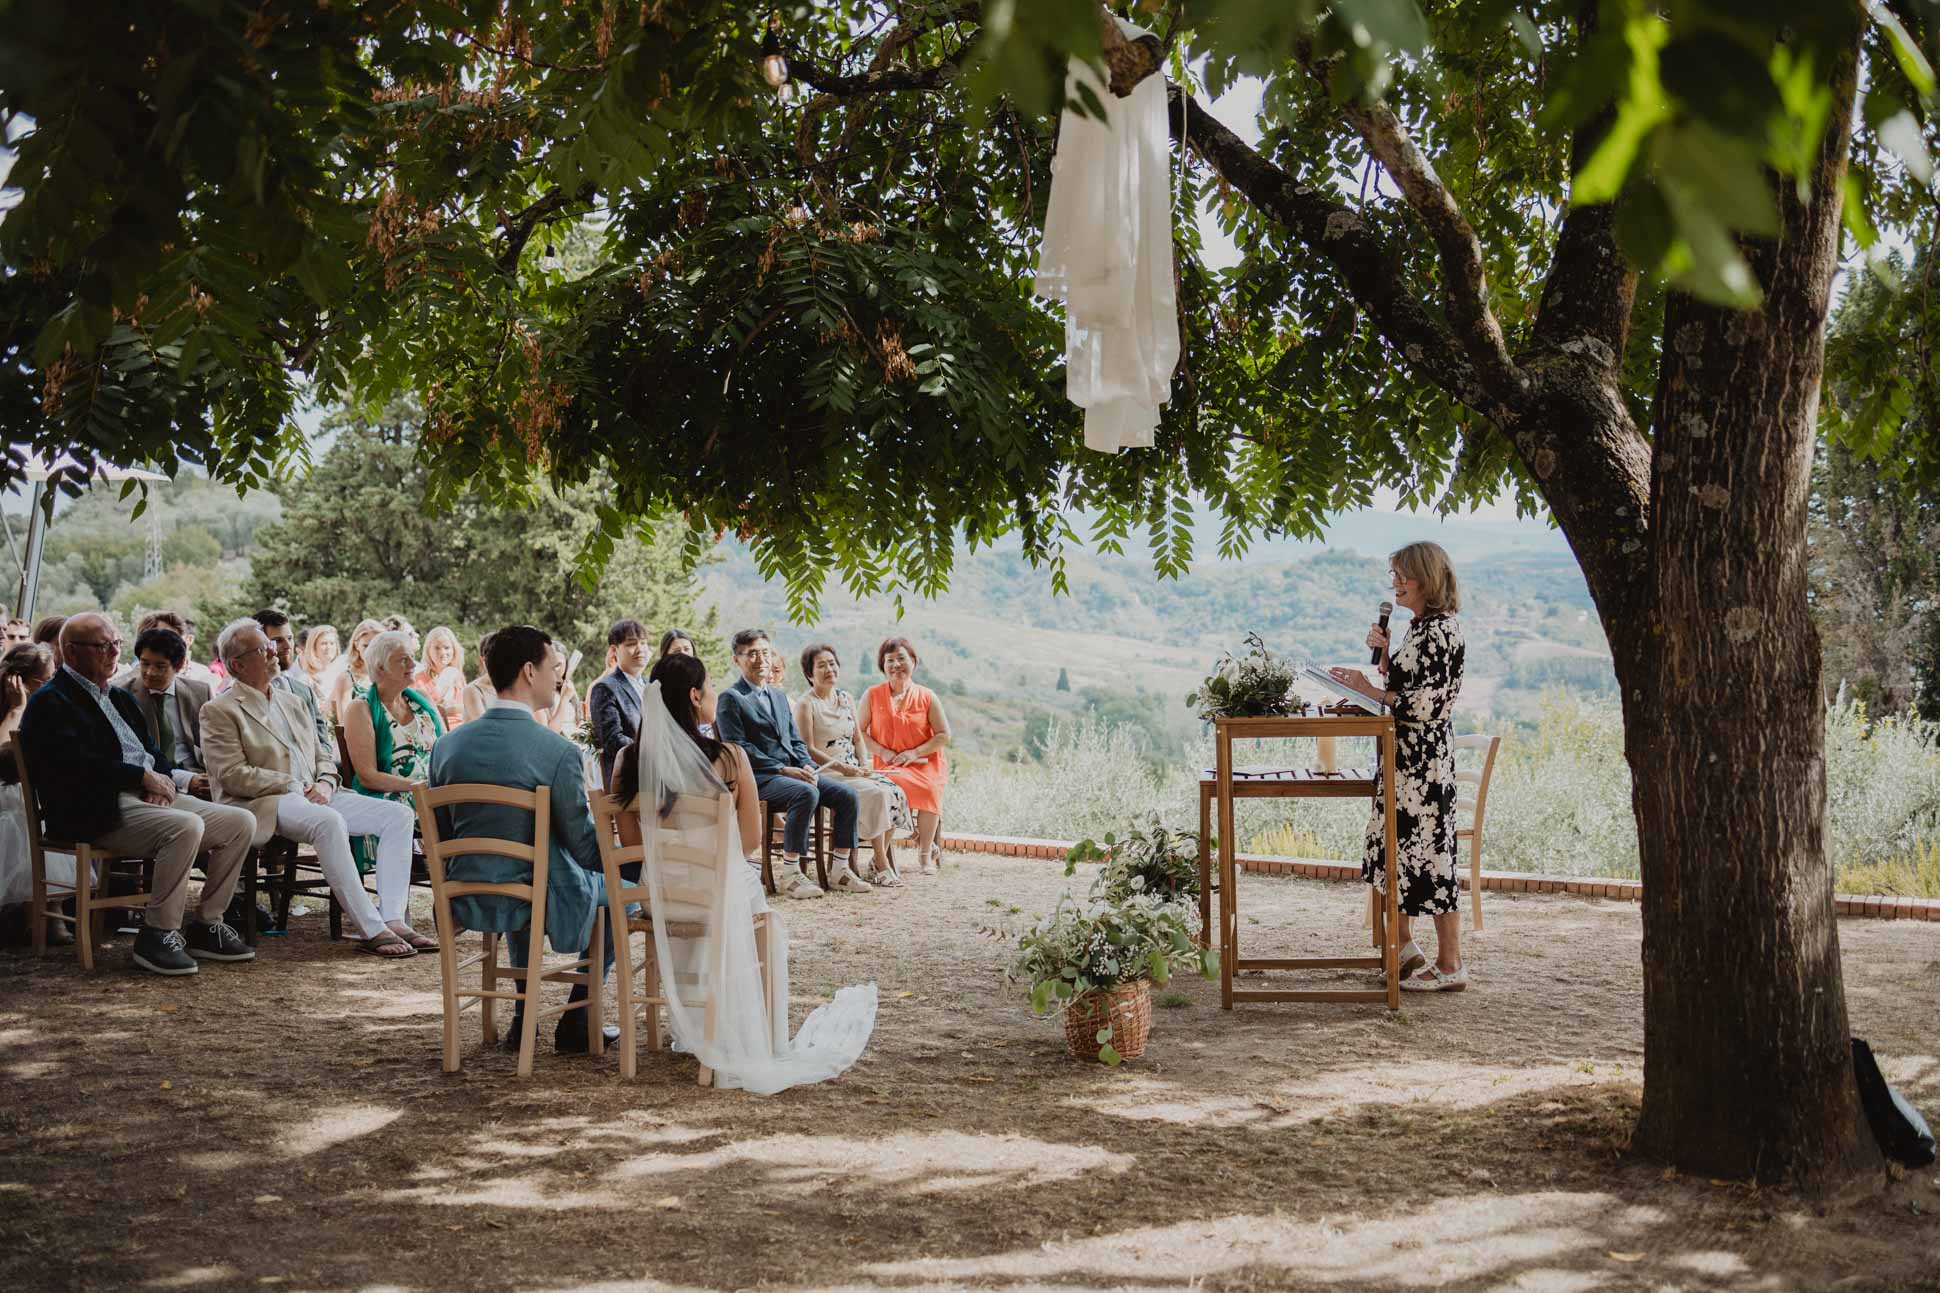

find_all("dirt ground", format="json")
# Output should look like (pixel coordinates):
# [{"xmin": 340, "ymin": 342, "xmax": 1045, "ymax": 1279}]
[{"xmin": 2, "ymin": 852, "xmax": 1938, "ymax": 1293}]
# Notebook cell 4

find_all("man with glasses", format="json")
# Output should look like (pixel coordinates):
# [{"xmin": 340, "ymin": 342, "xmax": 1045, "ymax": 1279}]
[
  {"xmin": 15, "ymin": 612, "xmax": 257, "ymax": 975},
  {"xmin": 253, "ymin": 608, "xmax": 336, "ymax": 765}
]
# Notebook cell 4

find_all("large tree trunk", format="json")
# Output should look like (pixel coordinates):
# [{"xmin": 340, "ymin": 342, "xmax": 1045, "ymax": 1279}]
[{"xmin": 1615, "ymin": 41, "xmax": 1875, "ymax": 1184}]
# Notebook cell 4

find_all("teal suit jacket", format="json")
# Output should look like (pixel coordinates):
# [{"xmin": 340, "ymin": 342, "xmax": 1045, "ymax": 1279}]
[{"xmin": 427, "ymin": 707, "xmax": 606, "ymax": 953}]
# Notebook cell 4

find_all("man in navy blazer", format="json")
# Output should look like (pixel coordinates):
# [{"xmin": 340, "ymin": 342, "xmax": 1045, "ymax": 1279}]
[
  {"xmin": 17, "ymin": 613, "xmax": 257, "ymax": 976},
  {"xmin": 587, "ymin": 618, "xmax": 648, "ymax": 787},
  {"xmin": 712, "ymin": 628, "xmax": 864, "ymax": 899}
]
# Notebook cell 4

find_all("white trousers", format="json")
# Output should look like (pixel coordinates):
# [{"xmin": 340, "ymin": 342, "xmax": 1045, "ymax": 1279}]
[{"xmin": 273, "ymin": 789, "xmax": 416, "ymax": 940}]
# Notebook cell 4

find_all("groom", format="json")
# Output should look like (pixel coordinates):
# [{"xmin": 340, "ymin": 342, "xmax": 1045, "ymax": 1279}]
[
  {"xmin": 428, "ymin": 624, "xmax": 616, "ymax": 1054},
  {"xmin": 714, "ymin": 628, "xmax": 867, "ymax": 899}
]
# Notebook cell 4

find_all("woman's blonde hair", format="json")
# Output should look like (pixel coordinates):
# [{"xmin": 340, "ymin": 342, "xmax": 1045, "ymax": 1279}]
[
  {"xmin": 1390, "ymin": 541, "xmax": 1461, "ymax": 615},
  {"xmin": 300, "ymin": 624, "xmax": 339, "ymax": 675},
  {"xmin": 345, "ymin": 618, "xmax": 385, "ymax": 673},
  {"xmin": 421, "ymin": 626, "xmax": 462, "ymax": 674}
]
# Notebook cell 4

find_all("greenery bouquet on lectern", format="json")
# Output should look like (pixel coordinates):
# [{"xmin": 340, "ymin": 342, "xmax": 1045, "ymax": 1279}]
[{"xmin": 1187, "ymin": 633, "xmax": 1301, "ymax": 722}]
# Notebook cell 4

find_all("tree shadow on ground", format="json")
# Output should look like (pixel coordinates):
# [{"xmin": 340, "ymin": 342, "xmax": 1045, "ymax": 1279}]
[{"xmin": 2, "ymin": 856, "xmax": 1937, "ymax": 1291}]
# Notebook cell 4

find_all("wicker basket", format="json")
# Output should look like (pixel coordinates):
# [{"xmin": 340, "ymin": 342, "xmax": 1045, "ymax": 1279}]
[{"xmin": 1062, "ymin": 980, "xmax": 1153, "ymax": 1063}]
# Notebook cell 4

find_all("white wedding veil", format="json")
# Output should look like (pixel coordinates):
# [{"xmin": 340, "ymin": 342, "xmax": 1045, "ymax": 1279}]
[{"xmin": 635, "ymin": 679, "xmax": 877, "ymax": 1094}]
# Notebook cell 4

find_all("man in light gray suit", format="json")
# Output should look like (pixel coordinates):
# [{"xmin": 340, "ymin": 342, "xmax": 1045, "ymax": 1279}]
[{"xmin": 428, "ymin": 624, "xmax": 614, "ymax": 1054}]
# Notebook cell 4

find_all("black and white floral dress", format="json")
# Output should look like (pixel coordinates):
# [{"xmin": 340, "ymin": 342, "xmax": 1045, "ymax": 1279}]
[{"xmin": 1363, "ymin": 612, "xmax": 1465, "ymax": 917}]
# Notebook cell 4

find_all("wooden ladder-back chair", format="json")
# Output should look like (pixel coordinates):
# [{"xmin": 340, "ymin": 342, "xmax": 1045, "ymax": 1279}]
[
  {"xmin": 1453, "ymin": 733, "xmax": 1503, "ymax": 931},
  {"xmin": 591, "ymin": 789, "xmax": 781, "ymax": 1086},
  {"xmin": 1363, "ymin": 731, "xmax": 1507, "ymax": 937},
  {"xmin": 410, "ymin": 782, "xmax": 601, "ymax": 1078},
  {"xmin": 756, "ymin": 800, "xmax": 830, "ymax": 894},
  {"xmin": 17, "ymin": 747, "xmax": 157, "ymax": 970}
]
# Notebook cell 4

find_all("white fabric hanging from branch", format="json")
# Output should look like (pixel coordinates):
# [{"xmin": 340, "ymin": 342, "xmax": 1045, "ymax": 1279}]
[{"xmin": 1033, "ymin": 18, "xmax": 1179, "ymax": 455}]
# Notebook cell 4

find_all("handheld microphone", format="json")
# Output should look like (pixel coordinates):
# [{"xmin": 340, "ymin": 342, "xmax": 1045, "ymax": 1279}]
[{"xmin": 1370, "ymin": 600, "xmax": 1393, "ymax": 666}]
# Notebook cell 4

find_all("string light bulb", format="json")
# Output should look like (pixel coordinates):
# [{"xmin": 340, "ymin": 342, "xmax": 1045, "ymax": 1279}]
[{"xmin": 759, "ymin": 20, "xmax": 789, "ymax": 91}]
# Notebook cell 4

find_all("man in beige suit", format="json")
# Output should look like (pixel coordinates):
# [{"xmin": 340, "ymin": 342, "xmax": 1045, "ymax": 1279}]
[{"xmin": 200, "ymin": 619, "xmax": 420, "ymax": 959}]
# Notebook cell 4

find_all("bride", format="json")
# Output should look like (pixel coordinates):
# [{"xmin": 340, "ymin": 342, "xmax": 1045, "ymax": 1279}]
[{"xmin": 609, "ymin": 652, "xmax": 876, "ymax": 1093}]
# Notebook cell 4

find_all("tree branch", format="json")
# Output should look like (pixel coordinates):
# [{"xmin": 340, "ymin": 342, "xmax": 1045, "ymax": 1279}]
[
  {"xmin": 1097, "ymin": 11, "xmax": 1164, "ymax": 96},
  {"xmin": 1530, "ymin": 2, "xmax": 1635, "ymax": 368},
  {"xmin": 1329, "ymin": 94, "xmax": 1520, "ymax": 394},
  {"xmin": 495, "ymin": 183, "xmax": 596, "ymax": 273},
  {"xmin": 1170, "ymin": 89, "xmax": 1521, "ymax": 418}
]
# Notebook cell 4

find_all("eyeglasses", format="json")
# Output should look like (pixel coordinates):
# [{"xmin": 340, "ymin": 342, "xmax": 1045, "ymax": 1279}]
[
  {"xmin": 230, "ymin": 644, "xmax": 273, "ymax": 661},
  {"xmin": 71, "ymin": 638, "xmax": 122, "ymax": 653}
]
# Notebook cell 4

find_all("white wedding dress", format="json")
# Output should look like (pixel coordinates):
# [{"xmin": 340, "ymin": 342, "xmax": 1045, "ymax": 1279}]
[
  {"xmin": 1033, "ymin": 16, "xmax": 1179, "ymax": 453},
  {"xmin": 635, "ymin": 681, "xmax": 876, "ymax": 1094}
]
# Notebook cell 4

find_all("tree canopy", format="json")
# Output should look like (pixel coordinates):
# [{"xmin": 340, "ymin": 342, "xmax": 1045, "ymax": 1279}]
[{"xmin": 5, "ymin": 1, "xmax": 1937, "ymax": 610}]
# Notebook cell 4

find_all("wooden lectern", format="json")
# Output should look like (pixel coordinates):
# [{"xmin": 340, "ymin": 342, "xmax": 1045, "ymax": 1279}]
[{"xmin": 1197, "ymin": 711, "xmax": 1402, "ymax": 1010}]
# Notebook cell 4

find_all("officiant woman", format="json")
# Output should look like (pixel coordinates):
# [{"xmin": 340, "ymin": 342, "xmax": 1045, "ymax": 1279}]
[{"xmin": 1330, "ymin": 541, "xmax": 1467, "ymax": 993}]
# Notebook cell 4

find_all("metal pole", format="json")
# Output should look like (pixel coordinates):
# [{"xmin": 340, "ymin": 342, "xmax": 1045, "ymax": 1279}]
[{"xmin": 15, "ymin": 481, "xmax": 48, "ymax": 620}]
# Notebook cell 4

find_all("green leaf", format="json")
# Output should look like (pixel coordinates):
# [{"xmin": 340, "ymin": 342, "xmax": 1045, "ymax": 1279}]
[
  {"xmin": 1508, "ymin": 12, "xmax": 1542, "ymax": 60},
  {"xmin": 1095, "ymin": 1025, "xmax": 1113, "ymax": 1045},
  {"xmin": 1653, "ymin": 124, "xmax": 1779, "ymax": 238},
  {"xmin": 1659, "ymin": 180, "xmax": 1763, "ymax": 309},
  {"xmin": 1335, "ymin": 0, "xmax": 1428, "ymax": 55},
  {"xmin": 1614, "ymin": 180, "xmax": 1676, "ymax": 267},
  {"xmin": 1875, "ymin": 109, "xmax": 1934, "ymax": 185},
  {"xmin": 1658, "ymin": 31, "xmax": 1784, "ymax": 143},
  {"xmin": 1097, "ymin": 1043, "xmax": 1122, "ymax": 1066},
  {"xmin": 1571, "ymin": 18, "xmax": 1671, "ymax": 204},
  {"xmin": 1872, "ymin": 4, "xmax": 1936, "ymax": 99},
  {"xmin": 1840, "ymin": 172, "xmax": 1878, "ymax": 250}
]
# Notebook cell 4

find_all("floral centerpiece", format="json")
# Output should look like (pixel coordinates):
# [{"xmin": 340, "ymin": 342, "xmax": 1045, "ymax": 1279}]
[{"xmin": 1186, "ymin": 632, "xmax": 1300, "ymax": 721}]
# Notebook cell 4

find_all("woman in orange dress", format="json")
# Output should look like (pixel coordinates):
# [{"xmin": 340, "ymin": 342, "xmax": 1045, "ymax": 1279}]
[{"xmin": 858, "ymin": 636, "xmax": 952, "ymax": 875}]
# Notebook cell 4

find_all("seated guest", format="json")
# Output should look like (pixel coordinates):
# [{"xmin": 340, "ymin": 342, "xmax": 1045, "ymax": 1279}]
[
  {"xmin": 382, "ymin": 614, "xmax": 421, "ymax": 658},
  {"xmin": 201, "ymin": 618, "xmax": 424, "ymax": 957},
  {"xmin": 714, "ymin": 628, "xmax": 867, "ymax": 898},
  {"xmin": 0, "ymin": 642, "xmax": 54, "ymax": 756},
  {"xmin": 657, "ymin": 628, "xmax": 696, "ymax": 661},
  {"xmin": 795, "ymin": 644, "xmax": 911, "ymax": 887},
  {"xmin": 255, "ymin": 609, "xmax": 336, "ymax": 765},
  {"xmin": 31, "ymin": 615, "xmax": 66, "ymax": 669},
  {"xmin": 428, "ymin": 625, "xmax": 613, "ymax": 1053},
  {"xmin": 297, "ymin": 624, "xmax": 340, "ymax": 697},
  {"xmin": 135, "ymin": 612, "xmax": 217, "ymax": 690},
  {"xmin": 858, "ymin": 637, "xmax": 952, "ymax": 875},
  {"xmin": 4, "ymin": 618, "xmax": 30, "ymax": 647},
  {"xmin": 413, "ymin": 626, "xmax": 468, "ymax": 730},
  {"xmin": 344, "ymin": 630, "xmax": 444, "ymax": 820},
  {"xmin": 764, "ymin": 647, "xmax": 790, "ymax": 695},
  {"xmin": 125, "ymin": 627, "xmax": 212, "ymax": 798},
  {"xmin": 17, "ymin": 613, "xmax": 256, "ymax": 975},
  {"xmin": 537, "ymin": 641, "xmax": 581, "ymax": 738},
  {"xmin": 0, "ymin": 643, "xmax": 59, "ymax": 915},
  {"xmin": 327, "ymin": 618, "xmax": 384, "ymax": 725},
  {"xmin": 460, "ymin": 632, "xmax": 498, "ymax": 723},
  {"xmin": 589, "ymin": 618, "xmax": 649, "ymax": 785}
]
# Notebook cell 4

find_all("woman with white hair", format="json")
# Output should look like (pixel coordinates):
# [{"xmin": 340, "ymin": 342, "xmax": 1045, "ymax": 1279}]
[
  {"xmin": 1330, "ymin": 540, "xmax": 1468, "ymax": 992},
  {"xmin": 344, "ymin": 630, "xmax": 446, "ymax": 880}
]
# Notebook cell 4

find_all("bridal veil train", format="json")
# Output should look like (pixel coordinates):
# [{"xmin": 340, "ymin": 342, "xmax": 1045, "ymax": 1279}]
[{"xmin": 634, "ymin": 680, "xmax": 877, "ymax": 1093}]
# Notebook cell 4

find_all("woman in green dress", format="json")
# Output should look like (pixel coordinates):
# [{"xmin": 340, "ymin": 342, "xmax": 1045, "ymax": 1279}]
[{"xmin": 344, "ymin": 629, "xmax": 445, "ymax": 924}]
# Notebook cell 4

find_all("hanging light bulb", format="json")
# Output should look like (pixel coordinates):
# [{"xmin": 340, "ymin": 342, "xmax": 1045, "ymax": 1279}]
[{"xmin": 759, "ymin": 21, "xmax": 789, "ymax": 91}]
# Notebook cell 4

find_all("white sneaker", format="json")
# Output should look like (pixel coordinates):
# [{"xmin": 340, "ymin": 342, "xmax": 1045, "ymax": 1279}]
[
  {"xmin": 829, "ymin": 867, "xmax": 875, "ymax": 895},
  {"xmin": 780, "ymin": 870, "xmax": 825, "ymax": 900}
]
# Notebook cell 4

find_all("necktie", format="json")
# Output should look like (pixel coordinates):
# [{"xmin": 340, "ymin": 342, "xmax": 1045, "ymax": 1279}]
[{"xmin": 148, "ymin": 691, "xmax": 175, "ymax": 760}]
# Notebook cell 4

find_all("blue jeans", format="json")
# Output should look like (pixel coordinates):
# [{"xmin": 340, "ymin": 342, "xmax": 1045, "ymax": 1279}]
[{"xmin": 756, "ymin": 771, "xmax": 860, "ymax": 853}]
